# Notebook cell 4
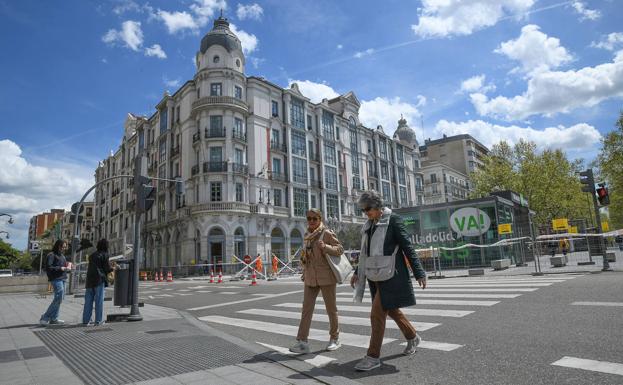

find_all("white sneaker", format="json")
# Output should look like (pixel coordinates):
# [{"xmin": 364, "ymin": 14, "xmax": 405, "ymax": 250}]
[
  {"xmin": 326, "ymin": 339, "xmax": 341, "ymax": 351},
  {"xmin": 49, "ymin": 319, "xmax": 65, "ymax": 325},
  {"xmin": 354, "ymin": 355, "xmax": 381, "ymax": 371},
  {"xmin": 403, "ymin": 334, "xmax": 421, "ymax": 355},
  {"xmin": 289, "ymin": 340, "xmax": 310, "ymax": 354},
  {"xmin": 39, "ymin": 319, "xmax": 49, "ymax": 326}
]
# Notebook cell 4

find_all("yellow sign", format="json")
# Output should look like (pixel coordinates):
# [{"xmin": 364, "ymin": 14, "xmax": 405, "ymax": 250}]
[
  {"xmin": 601, "ymin": 221, "xmax": 609, "ymax": 232},
  {"xmin": 552, "ymin": 218, "xmax": 569, "ymax": 231},
  {"xmin": 568, "ymin": 226, "xmax": 578, "ymax": 234},
  {"xmin": 498, "ymin": 223, "xmax": 513, "ymax": 234}
]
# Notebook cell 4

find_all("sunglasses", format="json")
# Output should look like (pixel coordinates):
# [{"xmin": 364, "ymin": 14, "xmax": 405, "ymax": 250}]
[{"xmin": 306, "ymin": 217, "xmax": 320, "ymax": 221}]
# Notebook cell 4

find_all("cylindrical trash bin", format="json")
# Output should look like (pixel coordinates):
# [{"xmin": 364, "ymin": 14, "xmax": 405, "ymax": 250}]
[{"xmin": 114, "ymin": 259, "xmax": 131, "ymax": 307}]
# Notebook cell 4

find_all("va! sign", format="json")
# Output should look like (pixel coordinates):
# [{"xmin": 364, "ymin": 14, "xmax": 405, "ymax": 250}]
[{"xmin": 450, "ymin": 207, "xmax": 491, "ymax": 237}]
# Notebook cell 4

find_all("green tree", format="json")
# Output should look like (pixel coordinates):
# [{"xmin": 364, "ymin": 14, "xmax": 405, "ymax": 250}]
[
  {"xmin": 470, "ymin": 139, "xmax": 589, "ymax": 227},
  {"xmin": 0, "ymin": 239, "xmax": 22, "ymax": 269},
  {"xmin": 597, "ymin": 110, "xmax": 623, "ymax": 228}
]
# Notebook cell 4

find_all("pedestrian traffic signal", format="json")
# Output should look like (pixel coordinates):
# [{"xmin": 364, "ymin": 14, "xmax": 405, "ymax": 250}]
[
  {"xmin": 596, "ymin": 183, "xmax": 610, "ymax": 206},
  {"xmin": 579, "ymin": 169, "xmax": 595, "ymax": 193},
  {"xmin": 136, "ymin": 176, "xmax": 155, "ymax": 212}
]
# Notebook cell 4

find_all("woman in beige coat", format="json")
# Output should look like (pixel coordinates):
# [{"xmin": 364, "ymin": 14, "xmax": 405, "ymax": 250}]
[{"xmin": 290, "ymin": 209, "xmax": 344, "ymax": 354}]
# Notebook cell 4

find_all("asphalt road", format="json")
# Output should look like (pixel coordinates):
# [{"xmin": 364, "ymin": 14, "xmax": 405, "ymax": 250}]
[{"xmin": 138, "ymin": 272, "xmax": 623, "ymax": 385}]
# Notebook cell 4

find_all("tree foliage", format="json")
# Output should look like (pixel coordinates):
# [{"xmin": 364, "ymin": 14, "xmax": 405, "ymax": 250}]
[
  {"xmin": 597, "ymin": 110, "xmax": 623, "ymax": 228},
  {"xmin": 470, "ymin": 139, "xmax": 590, "ymax": 227},
  {"xmin": 0, "ymin": 239, "xmax": 22, "ymax": 269}
]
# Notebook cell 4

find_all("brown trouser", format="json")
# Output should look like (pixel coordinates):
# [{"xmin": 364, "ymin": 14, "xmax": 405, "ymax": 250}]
[
  {"xmin": 367, "ymin": 282, "xmax": 417, "ymax": 358},
  {"xmin": 296, "ymin": 284, "xmax": 339, "ymax": 341}
]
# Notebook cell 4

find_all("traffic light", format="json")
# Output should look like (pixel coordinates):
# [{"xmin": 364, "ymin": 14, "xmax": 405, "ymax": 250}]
[
  {"xmin": 136, "ymin": 176, "xmax": 155, "ymax": 212},
  {"xmin": 596, "ymin": 183, "xmax": 610, "ymax": 206},
  {"xmin": 579, "ymin": 169, "xmax": 595, "ymax": 193}
]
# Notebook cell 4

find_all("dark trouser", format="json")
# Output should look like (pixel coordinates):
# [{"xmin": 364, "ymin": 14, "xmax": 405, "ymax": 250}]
[
  {"xmin": 296, "ymin": 284, "xmax": 339, "ymax": 341},
  {"xmin": 367, "ymin": 282, "xmax": 416, "ymax": 358}
]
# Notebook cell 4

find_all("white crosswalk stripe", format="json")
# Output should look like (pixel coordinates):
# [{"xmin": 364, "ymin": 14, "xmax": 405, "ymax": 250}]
[
  {"xmin": 322, "ymin": 297, "xmax": 500, "ymax": 306},
  {"xmin": 424, "ymin": 282, "xmax": 553, "ymax": 287},
  {"xmin": 238, "ymin": 308, "xmax": 441, "ymax": 331},
  {"xmin": 336, "ymin": 292, "xmax": 521, "ymax": 299},
  {"xmin": 256, "ymin": 342, "xmax": 337, "ymax": 367},
  {"xmin": 417, "ymin": 288, "xmax": 538, "ymax": 292},
  {"xmin": 275, "ymin": 303, "xmax": 474, "ymax": 317},
  {"xmin": 551, "ymin": 356, "xmax": 623, "ymax": 376}
]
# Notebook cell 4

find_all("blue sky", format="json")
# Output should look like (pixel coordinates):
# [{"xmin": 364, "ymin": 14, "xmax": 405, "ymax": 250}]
[{"xmin": 1, "ymin": 0, "xmax": 622, "ymax": 250}]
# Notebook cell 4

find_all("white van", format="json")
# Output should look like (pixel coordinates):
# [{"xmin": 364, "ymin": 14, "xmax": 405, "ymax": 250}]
[{"xmin": 0, "ymin": 269, "xmax": 13, "ymax": 277}]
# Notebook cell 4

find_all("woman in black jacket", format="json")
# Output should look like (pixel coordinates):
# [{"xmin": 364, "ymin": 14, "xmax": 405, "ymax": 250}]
[
  {"xmin": 40, "ymin": 240, "xmax": 70, "ymax": 326},
  {"xmin": 82, "ymin": 239, "xmax": 114, "ymax": 325}
]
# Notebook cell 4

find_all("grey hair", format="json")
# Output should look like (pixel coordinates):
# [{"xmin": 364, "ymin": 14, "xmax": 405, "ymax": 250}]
[{"xmin": 358, "ymin": 190, "xmax": 384, "ymax": 210}]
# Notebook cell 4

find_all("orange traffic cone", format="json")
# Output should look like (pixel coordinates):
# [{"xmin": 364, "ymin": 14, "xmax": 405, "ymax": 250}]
[
  {"xmin": 167, "ymin": 271, "xmax": 173, "ymax": 282},
  {"xmin": 158, "ymin": 271, "xmax": 163, "ymax": 282},
  {"xmin": 217, "ymin": 270, "xmax": 223, "ymax": 284},
  {"xmin": 249, "ymin": 272, "xmax": 257, "ymax": 286},
  {"xmin": 153, "ymin": 271, "xmax": 158, "ymax": 282},
  {"xmin": 209, "ymin": 270, "xmax": 214, "ymax": 284},
  {"xmin": 141, "ymin": 271, "xmax": 147, "ymax": 281}
]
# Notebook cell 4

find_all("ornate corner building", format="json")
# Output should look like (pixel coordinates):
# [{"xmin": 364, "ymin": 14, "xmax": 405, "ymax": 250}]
[{"xmin": 93, "ymin": 16, "xmax": 425, "ymax": 270}]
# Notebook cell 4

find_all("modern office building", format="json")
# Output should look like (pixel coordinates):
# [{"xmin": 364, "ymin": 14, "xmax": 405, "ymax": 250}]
[{"xmin": 94, "ymin": 16, "xmax": 426, "ymax": 271}]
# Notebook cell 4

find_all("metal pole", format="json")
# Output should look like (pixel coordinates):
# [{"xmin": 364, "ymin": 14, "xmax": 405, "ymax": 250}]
[
  {"xmin": 39, "ymin": 249, "xmax": 43, "ymax": 275},
  {"xmin": 591, "ymin": 193, "xmax": 611, "ymax": 271},
  {"xmin": 127, "ymin": 212, "xmax": 142, "ymax": 321}
]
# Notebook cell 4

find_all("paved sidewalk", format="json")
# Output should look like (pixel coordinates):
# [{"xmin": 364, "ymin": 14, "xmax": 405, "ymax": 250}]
[{"xmin": 0, "ymin": 292, "xmax": 361, "ymax": 385}]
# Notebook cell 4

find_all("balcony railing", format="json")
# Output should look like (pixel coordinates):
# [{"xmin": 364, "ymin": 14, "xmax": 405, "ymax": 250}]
[
  {"xmin": 191, "ymin": 165, "xmax": 199, "ymax": 175},
  {"xmin": 270, "ymin": 141, "xmax": 287, "ymax": 153},
  {"xmin": 232, "ymin": 130, "xmax": 247, "ymax": 142},
  {"xmin": 368, "ymin": 171, "xmax": 378, "ymax": 179},
  {"xmin": 191, "ymin": 202, "xmax": 250, "ymax": 214},
  {"xmin": 269, "ymin": 171, "xmax": 287, "ymax": 182},
  {"xmin": 309, "ymin": 153, "xmax": 320, "ymax": 162},
  {"xmin": 193, "ymin": 131, "xmax": 201, "ymax": 143},
  {"xmin": 170, "ymin": 145, "xmax": 180, "ymax": 157},
  {"xmin": 205, "ymin": 128, "xmax": 226, "ymax": 138},
  {"xmin": 203, "ymin": 161, "xmax": 227, "ymax": 172},
  {"xmin": 232, "ymin": 163, "xmax": 248, "ymax": 175},
  {"xmin": 293, "ymin": 175, "xmax": 307, "ymax": 184},
  {"xmin": 192, "ymin": 96, "xmax": 249, "ymax": 113},
  {"xmin": 309, "ymin": 178, "xmax": 322, "ymax": 188}
]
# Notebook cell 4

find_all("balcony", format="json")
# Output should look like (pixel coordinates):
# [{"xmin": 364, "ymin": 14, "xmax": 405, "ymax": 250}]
[
  {"xmin": 203, "ymin": 161, "xmax": 227, "ymax": 173},
  {"xmin": 232, "ymin": 130, "xmax": 247, "ymax": 143},
  {"xmin": 309, "ymin": 153, "xmax": 320, "ymax": 163},
  {"xmin": 368, "ymin": 171, "xmax": 379, "ymax": 179},
  {"xmin": 191, "ymin": 165, "xmax": 199, "ymax": 175},
  {"xmin": 269, "ymin": 171, "xmax": 287, "ymax": 182},
  {"xmin": 126, "ymin": 200, "xmax": 135, "ymax": 211},
  {"xmin": 192, "ymin": 95, "xmax": 249, "ymax": 114},
  {"xmin": 170, "ymin": 145, "xmax": 180, "ymax": 157},
  {"xmin": 293, "ymin": 175, "xmax": 307, "ymax": 184},
  {"xmin": 232, "ymin": 163, "xmax": 248, "ymax": 175},
  {"xmin": 270, "ymin": 141, "xmax": 287, "ymax": 153},
  {"xmin": 205, "ymin": 128, "xmax": 226, "ymax": 139},
  {"xmin": 273, "ymin": 206, "xmax": 289, "ymax": 216},
  {"xmin": 309, "ymin": 178, "xmax": 322, "ymax": 189},
  {"xmin": 111, "ymin": 188, "xmax": 120, "ymax": 197},
  {"xmin": 191, "ymin": 202, "xmax": 250, "ymax": 214},
  {"xmin": 111, "ymin": 208, "xmax": 120, "ymax": 217},
  {"xmin": 192, "ymin": 131, "xmax": 201, "ymax": 143}
]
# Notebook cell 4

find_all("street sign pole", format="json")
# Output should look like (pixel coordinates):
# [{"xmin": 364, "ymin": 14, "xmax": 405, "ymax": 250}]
[{"xmin": 128, "ymin": 156, "xmax": 145, "ymax": 321}]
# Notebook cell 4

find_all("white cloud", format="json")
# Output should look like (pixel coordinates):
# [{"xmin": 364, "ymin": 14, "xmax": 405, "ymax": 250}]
[
  {"xmin": 337, "ymin": 44, "xmax": 343, "ymax": 50},
  {"xmin": 102, "ymin": 20, "xmax": 144, "ymax": 51},
  {"xmin": 354, "ymin": 48, "xmax": 374, "ymax": 59},
  {"xmin": 190, "ymin": 0, "xmax": 227, "ymax": 27},
  {"xmin": 411, "ymin": 0, "xmax": 535, "ymax": 38},
  {"xmin": 163, "ymin": 76, "xmax": 180, "ymax": 88},
  {"xmin": 495, "ymin": 25, "xmax": 572, "ymax": 74},
  {"xmin": 249, "ymin": 57, "xmax": 265, "ymax": 69},
  {"xmin": 433, "ymin": 119, "xmax": 602, "ymax": 154},
  {"xmin": 360, "ymin": 97, "xmax": 424, "ymax": 137},
  {"xmin": 236, "ymin": 3, "xmax": 263, "ymax": 20},
  {"xmin": 145, "ymin": 44, "xmax": 167, "ymax": 59},
  {"xmin": 158, "ymin": 10, "xmax": 198, "ymax": 34},
  {"xmin": 230, "ymin": 24, "xmax": 258, "ymax": 54},
  {"xmin": 460, "ymin": 74, "xmax": 496, "ymax": 93},
  {"xmin": 112, "ymin": 0, "xmax": 140, "ymax": 15},
  {"xmin": 470, "ymin": 53, "xmax": 623, "ymax": 121},
  {"xmin": 591, "ymin": 32, "xmax": 623, "ymax": 51},
  {"xmin": 158, "ymin": 0, "xmax": 226, "ymax": 34},
  {"xmin": 288, "ymin": 79, "xmax": 340, "ymax": 103},
  {"xmin": 0, "ymin": 140, "xmax": 94, "ymax": 250},
  {"xmin": 571, "ymin": 1, "xmax": 601, "ymax": 21}
]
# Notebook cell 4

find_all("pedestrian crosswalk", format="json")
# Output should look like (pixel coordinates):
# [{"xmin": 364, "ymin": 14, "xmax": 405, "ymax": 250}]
[{"xmin": 195, "ymin": 273, "xmax": 582, "ymax": 367}]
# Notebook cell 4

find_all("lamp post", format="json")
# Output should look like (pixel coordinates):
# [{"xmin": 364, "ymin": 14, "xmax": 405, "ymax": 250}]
[
  {"xmin": 0, "ymin": 231, "xmax": 9, "ymax": 239},
  {"xmin": 0, "ymin": 213, "xmax": 14, "ymax": 224}
]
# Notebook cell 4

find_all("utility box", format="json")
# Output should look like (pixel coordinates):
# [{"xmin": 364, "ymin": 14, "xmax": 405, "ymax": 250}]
[{"xmin": 114, "ymin": 259, "xmax": 131, "ymax": 307}]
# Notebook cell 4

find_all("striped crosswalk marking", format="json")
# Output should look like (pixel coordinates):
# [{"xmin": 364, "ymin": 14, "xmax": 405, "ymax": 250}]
[
  {"xmin": 256, "ymin": 342, "xmax": 336, "ymax": 367},
  {"xmin": 571, "ymin": 301, "xmax": 623, "ymax": 307},
  {"xmin": 323, "ymin": 297, "xmax": 500, "ymax": 307},
  {"xmin": 415, "ymin": 288, "xmax": 538, "ymax": 292},
  {"xmin": 427, "ymin": 283, "xmax": 553, "ymax": 287},
  {"xmin": 237, "ymin": 308, "xmax": 441, "ymax": 331},
  {"xmin": 275, "ymin": 303, "xmax": 474, "ymax": 318},
  {"xmin": 199, "ymin": 315, "xmax": 394, "ymax": 348},
  {"xmin": 399, "ymin": 340, "xmax": 462, "ymax": 352},
  {"xmin": 551, "ymin": 356, "xmax": 623, "ymax": 376},
  {"xmin": 337, "ymin": 292, "xmax": 521, "ymax": 299},
  {"xmin": 196, "ymin": 290, "xmax": 211, "ymax": 293}
]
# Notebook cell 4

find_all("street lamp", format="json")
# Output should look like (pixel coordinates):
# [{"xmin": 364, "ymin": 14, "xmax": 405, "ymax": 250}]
[
  {"xmin": 0, "ymin": 231, "xmax": 9, "ymax": 239},
  {"xmin": 0, "ymin": 213, "xmax": 13, "ymax": 224}
]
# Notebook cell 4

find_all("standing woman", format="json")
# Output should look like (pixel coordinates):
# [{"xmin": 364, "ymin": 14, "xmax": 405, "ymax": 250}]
[
  {"xmin": 82, "ymin": 239, "xmax": 115, "ymax": 326},
  {"xmin": 351, "ymin": 190, "xmax": 427, "ymax": 371},
  {"xmin": 290, "ymin": 209, "xmax": 344, "ymax": 354},
  {"xmin": 40, "ymin": 240, "xmax": 70, "ymax": 326}
]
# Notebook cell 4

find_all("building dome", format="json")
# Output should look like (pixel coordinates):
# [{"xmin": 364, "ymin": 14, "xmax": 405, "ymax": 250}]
[
  {"xmin": 393, "ymin": 115, "xmax": 418, "ymax": 147},
  {"xmin": 200, "ymin": 15, "xmax": 243, "ymax": 55}
]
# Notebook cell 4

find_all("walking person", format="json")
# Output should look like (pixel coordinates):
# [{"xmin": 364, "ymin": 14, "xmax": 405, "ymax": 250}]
[
  {"xmin": 40, "ymin": 240, "xmax": 71, "ymax": 326},
  {"xmin": 82, "ymin": 239, "xmax": 115, "ymax": 326},
  {"xmin": 351, "ymin": 191, "xmax": 427, "ymax": 371},
  {"xmin": 290, "ymin": 209, "xmax": 344, "ymax": 354}
]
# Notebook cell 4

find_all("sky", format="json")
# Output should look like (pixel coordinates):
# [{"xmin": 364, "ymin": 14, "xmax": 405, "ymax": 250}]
[{"xmin": 1, "ymin": 0, "xmax": 622, "ymax": 251}]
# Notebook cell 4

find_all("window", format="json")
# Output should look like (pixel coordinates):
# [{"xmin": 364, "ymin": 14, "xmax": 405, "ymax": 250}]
[
  {"xmin": 159, "ymin": 140, "xmax": 167, "ymax": 162},
  {"xmin": 209, "ymin": 146, "xmax": 222, "ymax": 163},
  {"xmin": 307, "ymin": 114, "xmax": 312, "ymax": 130},
  {"xmin": 431, "ymin": 173, "xmax": 437, "ymax": 183},
  {"xmin": 336, "ymin": 126, "xmax": 340, "ymax": 140},
  {"xmin": 159, "ymin": 108, "xmax": 168, "ymax": 134},
  {"xmin": 234, "ymin": 118, "xmax": 244, "ymax": 137},
  {"xmin": 293, "ymin": 188, "xmax": 308, "ymax": 217},
  {"xmin": 310, "ymin": 194, "xmax": 317, "ymax": 209},
  {"xmin": 210, "ymin": 182, "xmax": 222, "ymax": 202},
  {"xmin": 380, "ymin": 161, "xmax": 389, "ymax": 180},
  {"xmin": 400, "ymin": 186, "xmax": 407, "ymax": 206},
  {"xmin": 324, "ymin": 166, "xmax": 338, "ymax": 190},
  {"xmin": 382, "ymin": 182, "xmax": 391, "ymax": 203},
  {"xmin": 271, "ymin": 129, "xmax": 280, "ymax": 146},
  {"xmin": 213, "ymin": 55, "xmax": 219, "ymax": 63},
  {"xmin": 234, "ymin": 148, "xmax": 244, "ymax": 165},
  {"xmin": 396, "ymin": 145, "xmax": 404, "ymax": 166},
  {"xmin": 271, "ymin": 101, "xmax": 279, "ymax": 117},
  {"xmin": 367, "ymin": 140, "xmax": 372, "ymax": 153},
  {"xmin": 234, "ymin": 86, "xmax": 242, "ymax": 99},
  {"xmin": 210, "ymin": 115, "xmax": 223, "ymax": 131},
  {"xmin": 309, "ymin": 167, "xmax": 316, "ymax": 182},
  {"xmin": 272, "ymin": 158, "xmax": 281, "ymax": 174},
  {"xmin": 326, "ymin": 194, "xmax": 339, "ymax": 218},
  {"xmin": 398, "ymin": 167, "xmax": 406, "ymax": 185},
  {"xmin": 323, "ymin": 142, "xmax": 336, "ymax": 165},
  {"xmin": 210, "ymin": 83, "xmax": 222, "ymax": 96},
  {"xmin": 293, "ymin": 158, "xmax": 307, "ymax": 183},
  {"xmin": 379, "ymin": 139, "xmax": 387, "ymax": 160},
  {"xmin": 235, "ymin": 183, "xmax": 243, "ymax": 202},
  {"xmin": 308, "ymin": 140, "xmax": 315, "ymax": 159},
  {"xmin": 291, "ymin": 131, "xmax": 306, "ymax": 156},
  {"xmin": 176, "ymin": 106, "xmax": 181, "ymax": 123},
  {"xmin": 274, "ymin": 189, "xmax": 282, "ymax": 206},
  {"xmin": 290, "ymin": 98, "xmax": 305, "ymax": 129},
  {"xmin": 322, "ymin": 110, "xmax": 334, "ymax": 139}
]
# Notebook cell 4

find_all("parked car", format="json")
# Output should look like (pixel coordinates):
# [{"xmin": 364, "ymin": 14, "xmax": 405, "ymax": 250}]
[{"xmin": 0, "ymin": 269, "xmax": 13, "ymax": 277}]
